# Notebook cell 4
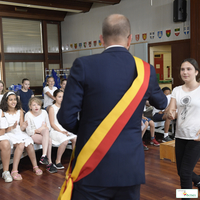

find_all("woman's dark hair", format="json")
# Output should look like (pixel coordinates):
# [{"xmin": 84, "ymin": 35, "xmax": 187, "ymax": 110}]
[
  {"xmin": 0, "ymin": 91, "xmax": 21, "ymax": 112},
  {"xmin": 53, "ymin": 89, "xmax": 63, "ymax": 104},
  {"xmin": 181, "ymin": 58, "xmax": 200, "ymax": 72}
]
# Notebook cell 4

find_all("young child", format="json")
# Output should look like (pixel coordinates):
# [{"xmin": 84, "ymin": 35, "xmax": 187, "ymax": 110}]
[
  {"xmin": 48, "ymin": 89, "xmax": 76, "ymax": 169},
  {"xmin": 43, "ymin": 77, "xmax": 57, "ymax": 112},
  {"xmin": 1, "ymin": 92, "xmax": 42, "ymax": 180},
  {"xmin": 0, "ymin": 109, "xmax": 12, "ymax": 182},
  {"xmin": 25, "ymin": 97, "xmax": 57, "ymax": 173},
  {"xmin": 60, "ymin": 79, "xmax": 67, "ymax": 92},
  {"xmin": 17, "ymin": 78, "xmax": 34, "ymax": 113},
  {"xmin": 142, "ymin": 115, "xmax": 160, "ymax": 149},
  {"xmin": 152, "ymin": 87, "xmax": 173, "ymax": 142},
  {"xmin": 0, "ymin": 80, "xmax": 7, "ymax": 102}
]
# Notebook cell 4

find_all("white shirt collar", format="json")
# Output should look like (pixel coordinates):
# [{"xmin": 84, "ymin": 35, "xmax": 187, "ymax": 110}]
[{"xmin": 106, "ymin": 45, "xmax": 125, "ymax": 50}]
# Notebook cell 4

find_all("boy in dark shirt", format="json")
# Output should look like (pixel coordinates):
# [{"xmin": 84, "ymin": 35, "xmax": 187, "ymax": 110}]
[{"xmin": 17, "ymin": 78, "xmax": 34, "ymax": 113}]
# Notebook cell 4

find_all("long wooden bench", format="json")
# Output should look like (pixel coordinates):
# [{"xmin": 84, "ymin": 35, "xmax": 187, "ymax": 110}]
[{"xmin": 0, "ymin": 143, "xmax": 72, "ymax": 170}]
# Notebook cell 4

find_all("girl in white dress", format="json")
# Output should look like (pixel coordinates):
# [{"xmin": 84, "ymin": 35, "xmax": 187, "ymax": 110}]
[
  {"xmin": 25, "ymin": 97, "xmax": 57, "ymax": 173},
  {"xmin": 49, "ymin": 89, "xmax": 77, "ymax": 169},
  {"xmin": 1, "ymin": 92, "xmax": 43, "ymax": 180},
  {"xmin": 0, "ymin": 109, "xmax": 13, "ymax": 182}
]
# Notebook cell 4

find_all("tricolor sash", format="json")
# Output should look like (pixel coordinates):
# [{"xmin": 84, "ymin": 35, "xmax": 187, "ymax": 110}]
[{"xmin": 58, "ymin": 56, "xmax": 150, "ymax": 200}]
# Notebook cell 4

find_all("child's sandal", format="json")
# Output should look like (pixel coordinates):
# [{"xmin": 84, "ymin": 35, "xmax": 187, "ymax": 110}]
[
  {"xmin": 11, "ymin": 171, "xmax": 22, "ymax": 181},
  {"xmin": 33, "ymin": 166, "xmax": 43, "ymax": 176}
]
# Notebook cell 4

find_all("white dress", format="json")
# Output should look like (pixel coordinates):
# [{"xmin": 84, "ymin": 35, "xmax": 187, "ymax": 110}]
[
  {"xmin": 25, "ymin": 109, "xmax": 51, "ymax": 136},
  {"xmin": 0, "ymin": 109, "xmax": 10, "ymax": 141},
  {"xmin": 50, "ymin": 104, "xmax": 77, "ymax": 145},
  {"xmin": 4, "ymin": 110, "xmax": 33, "ymax": 147}
]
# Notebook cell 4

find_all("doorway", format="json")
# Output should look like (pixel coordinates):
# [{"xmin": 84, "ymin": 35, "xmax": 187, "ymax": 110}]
[{"xmin": 149, "ymin": 45, "xmax": 172, "ymax": 90}]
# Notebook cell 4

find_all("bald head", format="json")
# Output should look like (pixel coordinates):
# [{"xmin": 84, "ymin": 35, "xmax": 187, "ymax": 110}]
[{"xmin": 101, "ymin": 14, "xmax": 131, "ymax": 47}]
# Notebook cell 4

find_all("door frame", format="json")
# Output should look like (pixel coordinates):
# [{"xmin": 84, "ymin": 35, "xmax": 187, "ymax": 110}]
[{"xmin": 148, "ymin": 39, "xmax": 190, "ymax": 89}]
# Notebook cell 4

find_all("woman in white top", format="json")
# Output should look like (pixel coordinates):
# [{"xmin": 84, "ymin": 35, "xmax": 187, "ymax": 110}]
[
  {"xmin": 0, "ymin": 109, "xmax": 13, "ymax": 182},
  {"xmin": 43, "ymin": 76, "xmax": 57, "ymax": 112},
  {"xmin": 168, "ymin": 58, "xmax": 200, "ymax": 191},
  {"xmin": 49, "ymin": 89, "xmax": 77, "ymax": 169}
]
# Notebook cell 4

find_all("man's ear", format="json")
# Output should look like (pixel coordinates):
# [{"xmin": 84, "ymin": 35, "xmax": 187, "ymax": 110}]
[
  {"xmin": 127, "ymin": 34, "xmax": 132, "ymax": 49},
  {"xmin": 99, "ymin": 35, "xmax": 105, "ymax": 47}
]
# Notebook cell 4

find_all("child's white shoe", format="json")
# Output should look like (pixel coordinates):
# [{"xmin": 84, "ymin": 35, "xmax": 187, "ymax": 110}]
[{"xmin": 2, "ymin": 171, "xmax": 13, "ymax": 182}]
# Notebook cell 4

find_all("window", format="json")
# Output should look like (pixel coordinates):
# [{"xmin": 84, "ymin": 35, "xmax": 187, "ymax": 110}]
[
  {"xmin": 0, "ymin": 18, "xmax": 61, "ymax": 94},
  {"xmin": 47, "ymin": 24, "xmax": 59, "ymax": 53},
  {"xmin": 2, "ymin": 18, "xmax": 43, "ymax": 53},
  {"xmin": 5, "ymin": 62, "xmax": 44, "ymax": 87}
]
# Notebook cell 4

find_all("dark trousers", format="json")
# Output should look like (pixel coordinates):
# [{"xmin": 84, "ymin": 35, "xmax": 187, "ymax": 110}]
[
  {"xmin": 71, "ymin": 182, "xmax": 140, "ymax": 200},
  {"xmin": 175, "ymin": 138, "xmax": 200, "ymax": 199}
]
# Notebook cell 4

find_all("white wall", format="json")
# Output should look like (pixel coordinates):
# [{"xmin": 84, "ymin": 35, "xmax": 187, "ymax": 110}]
[
  {"xmin": 61, "ymin": 0, "xmax": 190, "ymax": 67},
  {"xmin": 62, "ymin": 0, "xmax": 190, "ymax": 47}
]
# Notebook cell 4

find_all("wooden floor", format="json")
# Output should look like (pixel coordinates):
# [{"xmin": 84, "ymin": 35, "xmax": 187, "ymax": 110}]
[{"xmin": 0, "ymin": 133, "xmax": 200, "ymax": 200}]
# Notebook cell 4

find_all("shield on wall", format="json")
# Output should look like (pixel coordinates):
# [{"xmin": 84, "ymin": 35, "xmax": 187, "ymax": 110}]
[
  {"xmin": 157, "ymin": 31, "xmax": 163, "ymax": 39},
  {"xmin": 89, "ymin": 41, "xmax": 92, "ymax": 47},
  {"xmin": 135, "ymin": 34, "xmax": 140, "ymax": 41},
  {"xmin": 142, "ymin": 33, "xmax": 147, "ymax": 40},
  {"xmin": 166, "ymin": 29, "xmax": 171, "ymax": 37},
  {"xmin": 175, "ymin": 28, "xmax": 180, "ymax": 36},
  {"xmin": 150, "ymin": 32, "xmax": 154, "ymax": 39}
]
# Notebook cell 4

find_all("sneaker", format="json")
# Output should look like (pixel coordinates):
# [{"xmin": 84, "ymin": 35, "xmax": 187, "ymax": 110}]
[
  {"xmin": 143, "ymin": 141, "xmax": 149, "ymax": 151},
  {"xmin": 2, "ymin": 171, "xmax": 13, "ymax": 183},
  {"xmin": 54, "ymin": 163, "xmax": 64, "ymax": 170},
  {"xmin": 162, "ymin": 136, "xmax": 173, "ymax": 143},
  {"xmin": 39, "ymin": 155, "xmax": 49, "ymax": 165},
  {"xmin": 150, "ymin": 138, "xmax": 160, "ymax": 147},
  {"xmin": 194, "ymin": 175, "xmax": 200, "ymax": 188},
  {"xmin": 46, "ymin": 163, "xmax": 57, "ymax": 173},
  {"xmin": 170, "ymin": 134, "xmax": 175, "ymax": 140},
  {"xmin": 194, "ymin": 181, "xmax": 200, "ymax": 191},
  {"xmin": 194, "ymin": 181, "xmax": 200, "ymax": 187}
]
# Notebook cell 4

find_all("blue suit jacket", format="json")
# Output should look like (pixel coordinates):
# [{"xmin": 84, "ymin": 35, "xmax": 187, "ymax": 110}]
[{"xmin": 57, "ymin": 47, "xmax": 167, "ymax": 187}]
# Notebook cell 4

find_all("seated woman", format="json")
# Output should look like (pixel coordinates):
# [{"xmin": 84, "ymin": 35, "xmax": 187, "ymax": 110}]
[{"xmin": 0, "ymin": 109, "xmax": 12, "ymax": 182}]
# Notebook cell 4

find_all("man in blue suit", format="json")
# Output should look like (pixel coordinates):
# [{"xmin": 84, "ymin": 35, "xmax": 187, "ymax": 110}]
[{"xmin": 57, "ymin": 14, "xmax": 167, "ymax": 200}]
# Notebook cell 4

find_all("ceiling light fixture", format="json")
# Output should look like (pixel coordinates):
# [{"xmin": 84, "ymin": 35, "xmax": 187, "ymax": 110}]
[{"xmin": 0, "ymin": 1, "xmax": 82, "ymax": 13}]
